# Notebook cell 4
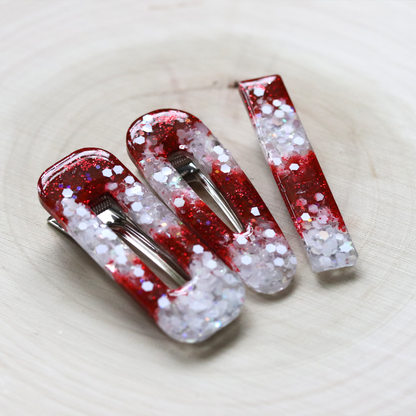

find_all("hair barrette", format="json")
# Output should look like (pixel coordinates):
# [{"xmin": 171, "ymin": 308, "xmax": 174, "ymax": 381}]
[
  {"xmin": 238, "ymin": 75, "xmax": 358, "ymax": 272},
  {"xmin": 126, "ymin": 109, "xmax": 297, "ymax": 294},
  {"xmin": 38, "ymin": 148, "xmax": 245, "ymax": 343}
]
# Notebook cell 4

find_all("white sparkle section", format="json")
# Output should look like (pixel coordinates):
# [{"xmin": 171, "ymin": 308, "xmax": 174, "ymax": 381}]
[
  {"xmin": 264, "ymin": 229, "xmax": 276, "ymax": 238},
  {"xmin": 133, "ymin": 136, "xmax": 145, "ymax": 145},
  {"xmin": 154, "ymin": 172, "xmax": 167, "ymax": 183},
  {"xmin": 113, "ymin": 165, "xmax": 124, "ymax": 174},
  {"xmin": 262, "ymin": 104, "xmax": 272, "ymax": 114},
  {"xmin": 158, "ymin": 296, "xmax": 170, "ymax": 309},
  {"xmin": 274, "ymin": 258, "xmax": 284, "ymax": 267},
  {"xmin": 131, "ymin": 202, "xmax": 143, "ymax": 212},
  {"xmin": 193, "ymin": 245, "xmax": 204, "ymax": 254},
  {"xmin": 236, "ymin": 235, "xmax": 247, "ymax": 245},
  {"xmin": 213, "ymin": 145, "xmax": 223, "ymax": 154},
  {"xmin": 266, "ymin": 244, "xmax": 276, "ymax": 253},
  {"xmin": 276, "ymin": 245, "xmax": 288, "ymax": 255},
  {"xmin": 142, "ymin": 281, "xmax": 154, "ymax": 292}
]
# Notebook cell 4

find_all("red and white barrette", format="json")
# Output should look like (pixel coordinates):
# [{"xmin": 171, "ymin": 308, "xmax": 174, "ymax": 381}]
[
  {"xmin": 38, "ymin": 148, "xmax": 244, "ymax": 343},
  {"xmin": 239, "ymin": 75, "xmax": 358, "ymax": 272},
  {"xmin": 126, "ymin": 109, "xmax": 297, "ymax": 294}
]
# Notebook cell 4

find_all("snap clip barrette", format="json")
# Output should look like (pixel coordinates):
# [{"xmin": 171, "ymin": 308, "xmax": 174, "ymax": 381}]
[
  {"xmin": 239, "ymin": 75, "xmax": 358, "ymax": 272},
  {"xmin": 38, "ymin": 148, "xmax": 245, "ymax": 343},
  {"xmin": 126, "ymin": 109, "xmax": 297, "ymax": 294}
]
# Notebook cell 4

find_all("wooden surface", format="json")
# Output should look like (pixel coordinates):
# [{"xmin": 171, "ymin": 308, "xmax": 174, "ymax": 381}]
[{"xmin": 1, "ymin": 1, "xmax": 415, "ymax": 415}]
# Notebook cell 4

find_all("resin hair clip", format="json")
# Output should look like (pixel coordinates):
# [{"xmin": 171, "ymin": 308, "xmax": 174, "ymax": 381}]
[
  {"xmin": 38, "ymin": 148, "xmax": 245, "ymax": 343},
  {"xmin": 239, "ymin": 75, "xmax": 358, "ymax": 272},
  {"xmin": 126, "ymin": 109, "xmax": 297, "ymax": 294}
]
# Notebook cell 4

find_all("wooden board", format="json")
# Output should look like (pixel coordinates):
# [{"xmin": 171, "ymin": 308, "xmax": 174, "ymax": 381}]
[{"xmin": 1, "ymin": 1, "xmax": 415, "ymax": 415}]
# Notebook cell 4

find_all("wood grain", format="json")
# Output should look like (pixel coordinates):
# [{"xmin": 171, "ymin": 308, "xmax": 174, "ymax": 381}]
[{"xmin": 0, "ymin": 1, "xmax": 415, "ymax": 415}]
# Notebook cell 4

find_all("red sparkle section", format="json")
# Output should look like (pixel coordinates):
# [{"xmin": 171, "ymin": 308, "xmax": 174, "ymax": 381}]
[
  {"xmin": 38, "ymin": 148, "xmax": 184, "ymax": 318},
  {"xmin": 239, "ymin": 75, "xmax": 293, "ymax": 124},
  {"xmin": 152, "ymin": 223, "xmax": 199, "ymax": 274},
  {"xmin": 126, "ymin": 109, "xmax": 287, "ymax": 272},
  {"xmin": 210, "ymin": 160, "xmax": 275, "ymax": 226},
  {"xmin": 172, "ymin": 192, "xmax": 235, "ymax": 270},
  {"xmin": 270, "ymin": 151, "xmax": 346, "ymax": 236},
  {"xmin": 239, "ymin": 75, "xmax": 347, "ymax": 236}
]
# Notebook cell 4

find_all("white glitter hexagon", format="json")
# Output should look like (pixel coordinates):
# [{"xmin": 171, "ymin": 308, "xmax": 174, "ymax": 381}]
[
  {"xmin": 251, "ymin": 207, "xmax": 260, "ymax": 216},
  {"xmin": 62, "ymin": 188, "xmax": 73, "ymax": 198},
  {"xmin": 274, "ymin": 258, "xmax": 284, "ymax": 267},
  {"xmin": 220, "ymin": 164, "xmax": 231, "ymax": 173},
  {"xmin": 174, "ymin": 197, "xmax": 185, "ymax": 208},
  {"xmin": 102, "ymin": 168, "xmax": 113, "ymax": 177},
  {"xmin": 133, "ymin": 136, "xmax": 145, "ymax": 145}
]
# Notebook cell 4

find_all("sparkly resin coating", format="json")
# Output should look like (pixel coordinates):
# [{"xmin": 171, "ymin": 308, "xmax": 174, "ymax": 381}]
[
  {"xmin": 38, "ymin": 148, "xmax": 244, "ymax": 343},
  {"xmin": 239, "ymin": 75, "xmax": 358, "ymax": 272},
  {"xmin": 126, "ymin": 110, "xmax": 297, "ymax": 294}
]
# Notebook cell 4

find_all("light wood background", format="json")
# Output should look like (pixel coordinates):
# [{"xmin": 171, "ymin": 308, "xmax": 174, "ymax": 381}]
[{"xmin": 1, "ymin": 1, "xmax": 415, "ymax": 415}]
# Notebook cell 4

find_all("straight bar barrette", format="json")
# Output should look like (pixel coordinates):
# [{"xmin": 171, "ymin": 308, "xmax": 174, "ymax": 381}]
[
  {"xmin": 38, "ymin": 148, "xmax": 244, "ymax": 342},
  {"xmin": 126, "ymin": 109, "xmax": 297, "ymax": 294},
  {"xmin": 238, "ymin": 75, "xmax": 358, "ymax": 272}
]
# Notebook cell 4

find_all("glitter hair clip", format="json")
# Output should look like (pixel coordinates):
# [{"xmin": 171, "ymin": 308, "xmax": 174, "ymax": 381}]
[
  {"xmin": 126, "ymin": 109, "xmax": 297, "ymax": 294},
  {"xmin": 238, "ymin": 75, "xmax": 358, "ymax": 272},
  {"xmin": 38, "ymin": 148, "xmax": 245, "ymax": 343}
]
